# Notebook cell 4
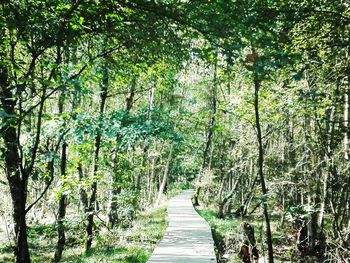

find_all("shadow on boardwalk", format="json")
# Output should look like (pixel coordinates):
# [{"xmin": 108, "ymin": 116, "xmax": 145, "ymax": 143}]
[{"xmin": 148, "ymin": 190, "xmax": 217, "ymax": 263}]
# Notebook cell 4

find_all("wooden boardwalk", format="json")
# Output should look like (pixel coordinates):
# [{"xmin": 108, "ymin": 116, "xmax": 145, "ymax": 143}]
[{"xmin": 148, "ymin": 190, "xmax": 217, "ymax": 263}]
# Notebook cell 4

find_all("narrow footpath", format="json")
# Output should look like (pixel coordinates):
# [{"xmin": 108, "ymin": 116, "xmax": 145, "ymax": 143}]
[{"xmin": 148, "ymin": 190, "xmax": 217, "ymax": 263}]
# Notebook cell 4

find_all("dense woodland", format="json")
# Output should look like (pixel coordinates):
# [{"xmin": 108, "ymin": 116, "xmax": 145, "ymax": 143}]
[{"xmin": 0, "ymin": 0, "xmax": 349, "ymax": 262}]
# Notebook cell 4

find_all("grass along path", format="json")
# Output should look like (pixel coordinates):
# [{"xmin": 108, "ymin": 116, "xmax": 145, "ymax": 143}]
[
  {"xmin": 0, "ymin": 207, "xmax": 167, "ymax": 263},
  {"xmin": 196, "ymin": 208, "xmax": 298, "ymax": 263}
]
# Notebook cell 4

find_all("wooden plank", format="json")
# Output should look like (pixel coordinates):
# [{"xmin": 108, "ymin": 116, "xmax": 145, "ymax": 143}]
[{"xmin": 148, "ymin": 190, "xmax": 217, "ymax": 263}]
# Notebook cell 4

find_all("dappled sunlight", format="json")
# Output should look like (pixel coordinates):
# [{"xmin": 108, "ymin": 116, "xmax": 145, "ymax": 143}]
[{"xmin": 148, "ymin": 190, "xmax": 216, "ymax": 263}]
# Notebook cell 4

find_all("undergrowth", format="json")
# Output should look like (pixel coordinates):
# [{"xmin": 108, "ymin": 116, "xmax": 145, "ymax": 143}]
[
  {"xmin": 0, "ymin": 207, "xmax": 167, "ymax": 263},
  {"xmin": 197, "ymin": 208, "xmax": 294, "ymax": 263}
]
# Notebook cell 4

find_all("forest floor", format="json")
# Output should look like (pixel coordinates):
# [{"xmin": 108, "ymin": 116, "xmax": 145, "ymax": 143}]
[
  {"xmin": 0, "ymin": 206, "xmax": 167, "ymax": 263},
  {"xmin": 196, "ymin": 208, "xmax": 298, "ymax": 263},
  {"xmin": 148, "ymin": 189, "xmax": 217, "ymax": 263}
]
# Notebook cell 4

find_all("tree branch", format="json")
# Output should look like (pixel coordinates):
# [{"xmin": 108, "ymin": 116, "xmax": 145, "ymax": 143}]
[{"xmin": 25, "ymin": 128, "xmax": 70, "ymax": 214}]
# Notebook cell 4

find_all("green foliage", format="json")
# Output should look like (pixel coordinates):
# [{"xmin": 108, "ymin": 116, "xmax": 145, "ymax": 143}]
[
  {"xmin": 285, "ymin": 205, "xmax": 310, "ymax": 223},
  {"xmin": 71, "ymin": 108, "xmax": 180, "ymax": 148},
  {"xmin": 28, "ymin": 224, "xmax": 56, "ymax": 239},
  {"xmin": 1, "ymin": 0, "xmax": 349, "ymax": 261}
]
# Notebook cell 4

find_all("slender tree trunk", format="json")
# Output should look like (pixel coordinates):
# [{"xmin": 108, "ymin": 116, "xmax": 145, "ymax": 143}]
[
  {"xmin": 107, "ymin": 78, "xmax": 137, "ymax": 227},
  {"xmin": 253, "ymin": 77, "xmax": 274, "ymax": 263},
  {"xmin": 345, "ymin": 61, "xmax": 350, "ymax": 229},
  {"xmin": 148, "ymin": 80, "xmax": 155, "ymax": 113},
  {"xmin": 108, "ymin": 188, "xmax": 120, "ymax": 228},
  {"xmin": 54, "ymin": 142, "xmax": 67, "ymax": 262},
  {"xmin": 86, "ymin": 126, "xmax": 102, "ymax": 252},
  {"xmin": 218, "ymin": 179, "xmax": 239, "ymax": 218},
  {"xmin": 137, "ymin": 144, "xmax": 148, "ymax": 192},
  {"xmin": 78, "ymin": 163, "xmax": 88, "ymax": 211},
  {"xmin": 54, "ymin": 144, "xmax": 67, "ymax": 259},
  {"xmin": 344, "ymin": 49, "xmax": 350, "ymax": 161},
  {"xmin": 85, "ymin": 64, "xmax": 108, "ymax": 252},
  {"xmin": 54, "ymin": 52, "xmax": 68, "ymax": 259},
  {"xmin": 194, "ymin": 56, "xmax": 217, "ymax": 205},
  {"xmin": 155, "ymin": 144, "xmax": 174, "ymax": 206},
  {"xmin": 107, "ymin": 153, "xmax": 122, "ymax": 228},
  {"xmin": 148, "ymin": 157, "xmax": 156, "ymax": 205},
  {"xmin": 126, "ymin": 77, "xmax": 136, "ymax": 112}
]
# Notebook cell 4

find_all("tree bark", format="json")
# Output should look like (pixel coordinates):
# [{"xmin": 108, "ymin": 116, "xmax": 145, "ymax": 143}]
[
  {"xmin": 54, "ymin": 142, "xmax": 67, "ymax": 262},
  {"xmin": 107, "ymin": 78, "xmax": 137, "ymax": 228},
  {"xmin": 253, "ymin": 77, "xmax": 274, "ymax": 263},
  {"xmin": 218, "ymin": 178, "xmax": 239, "ymax": 218},
  {"xmin": 155, "ymin": 144, "xmax": 174, "ymax": 206},
  {"xmin": 107, "ymin": 153, "xmax": 122, "ymax": 228},
  {"xmin": 78, "ymin": 163, "xmax": 88, "ymax": 211},
  {"xmin": 194, "ymin": 56, "xmax": 217, "ymax": 206},
  {"xmin": 126, "ymin": 77, "xmax": 136, "ymax": 112},
  {"xmin": 148, "ymin": 157, "xmax": 157, "ymax": 205},
  {"xmin": 85, "ymin": 64, "xmax": 108, "ymax": 252},
  {"xmin": 1, "ymin": 66, "xmax": 31, "ymax": 263},
  {"xmin": 136, "ymin": 144, "xmax": 148, "ymax": 192},
  {"xmin": 54, "ymin": 51, "xmax": 68, "ymax": 259}
]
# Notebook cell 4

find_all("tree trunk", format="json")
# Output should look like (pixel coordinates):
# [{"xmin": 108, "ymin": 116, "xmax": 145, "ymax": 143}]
[
  {"xmin": 2, "ymin": 130, "xmax": 30, "ymax": 262},
  {"xmin": 126, "ymin": 77, "xmax": 136, "ymax": 112},
  {"xmin": 107, "ymin": 188, "xmax": 120, "ymax": 228},
  {"xmin": 85, "ymin": 130, "xmax": 102, "ymax": 252},
  {"xmin": 253, "ymin": 77, "xmax": 274, "ymax": 263},
  {"xmin": 107, "ymin": 153, "xmax": 122, "ymax": 228},
  {"xmin": 344, "ymin": 53, "xmax": 350, "ymax": 161},
  {"xmin": 136, "ymin": 144, "xmax": 148, "ymax": 192},
  {"xmin": 1, "ymin": 67, "xmax": 31, "ymax": 263},
  {"xmin": 344, "ymin": 62, "xmax": 350, "ymax": 234},
  {"xmin": 218, "ymin": 178, "xmax": 239, "ymax": 218},
  {"xmin": 155, "ymin": 144, "xmax": 174, "ymax": 206},
  {"xmin": 12, "ymin": 185, "xmax": 30, "ymax": 263},
  {"xmin": 54, "ymin": 142, "xmax": 67, "ymax": 262},
  {"xmin": 85, "ymin": 64, "xmax": 108, "ymax": 252},
  {"xmin": 240, "ymin": 222, "xmax": 259, "ymax": 262},
  {"xmin": 107, "ymin": 78, "xmax": 137, "ymax": 227},
  {"xmin": 148, "ymin": 157, "xmax": 157, "ymax": 205},
  {"xmin": 78, "ymin": 163, "xmax": 88, "ymax": 211},
  {"xmin": 54, "ymin": 57, "xmax": 69, "ymax": 260},
  {"xmin": 194, "ymin": 56, "xmax": 217, "ymax": 206}
]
